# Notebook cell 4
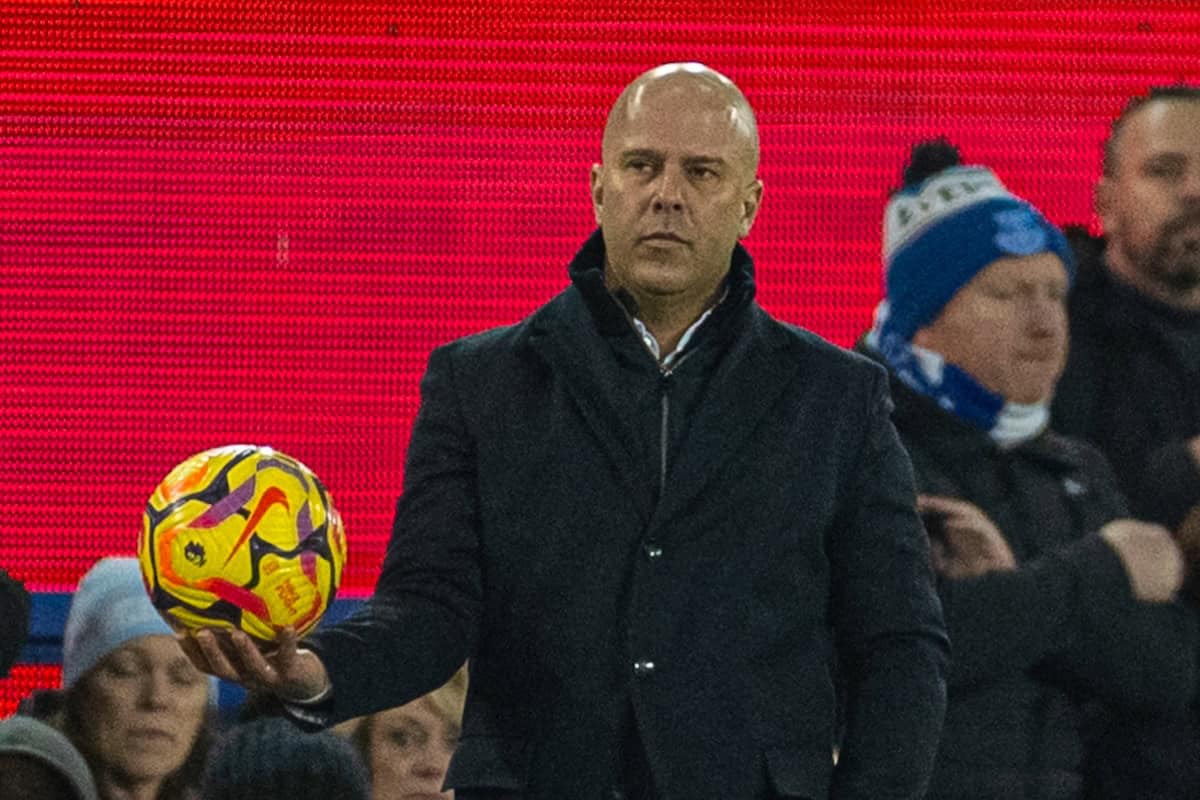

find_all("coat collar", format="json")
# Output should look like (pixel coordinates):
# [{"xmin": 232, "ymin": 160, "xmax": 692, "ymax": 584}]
[{"xmin": 523, "ymin": 232, "xmax": 798, "ymax": 530}]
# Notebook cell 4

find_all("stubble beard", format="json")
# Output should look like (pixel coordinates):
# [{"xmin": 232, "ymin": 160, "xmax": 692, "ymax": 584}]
[{"xmin": 1129, "ymin": 207, "xmax": 1200, "ymax": 295}]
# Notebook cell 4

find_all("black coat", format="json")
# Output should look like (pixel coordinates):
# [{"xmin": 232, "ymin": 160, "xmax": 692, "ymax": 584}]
[
  {"xmin": 1050, "ymin": 231, "xmax": 1200, "ymax": 798},
  {"xmin": 876, "ymin": 361, "xmax": 1196, "ymax": 800},
  {"xmin": 306, "ymin": 232, "xmax": 949, "ymax": 799},
  {"xmin": 1052, "ymin": 229, "xmax": 1200, "ymax": 531}
]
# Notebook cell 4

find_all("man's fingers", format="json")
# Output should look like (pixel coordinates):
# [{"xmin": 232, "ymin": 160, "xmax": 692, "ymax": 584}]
[
  {"xmin": 191, "ymin": 628, "xmax": 245, "ymax": 683},
  {"xmin": 917, "ymin": 494, "xmax": 977, "ymax": 521},
  {"xmin": 271, "ymin": 627, "xmax": 299, "ymax": 675},
  {"xmin": 176, "ymin": 632, "xmax": 213, "ymax": 674},
  {"xmin": 228, "ymin": 629, "xmax": 282, "ymax": 686}
]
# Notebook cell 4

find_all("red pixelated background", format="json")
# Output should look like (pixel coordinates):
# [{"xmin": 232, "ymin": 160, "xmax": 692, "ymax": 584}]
[{"xmin": 2, "ymin": 0, "xmax": 1199, "ymax": 711}]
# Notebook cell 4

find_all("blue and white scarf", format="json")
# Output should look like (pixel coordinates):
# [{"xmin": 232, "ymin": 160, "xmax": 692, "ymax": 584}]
[{"xmin": 868, "ymin": 301, "xmax": 1049, "ymax": 449}]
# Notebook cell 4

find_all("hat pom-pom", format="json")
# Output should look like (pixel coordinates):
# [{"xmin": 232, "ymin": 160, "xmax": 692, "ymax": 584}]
[{"xmin": 901, "ymin": 138, "xmax": 962, "ymax": 189}]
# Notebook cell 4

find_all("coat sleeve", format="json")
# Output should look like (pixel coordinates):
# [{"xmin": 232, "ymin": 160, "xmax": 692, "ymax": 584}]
[
  {"xmin": 1042, "ymin": 534, "xmax": 1197, "ymax": 716},
  {"xmin": 300, "ymin": 343, "xmax": 482, "ymax": 725},
  {"xmin": 933, "ymin": 537, "xmax": 1091, "ymax": 689},
  {"xmin": 829, "ymin": 368, "xmax": 950, "ymax": 800}
]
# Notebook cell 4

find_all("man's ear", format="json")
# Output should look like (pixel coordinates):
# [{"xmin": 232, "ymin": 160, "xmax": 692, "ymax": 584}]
[
  {"xmin": 589, "ymin": 163, "xmax": 604, "ymax": 226},
  {"xmin": 738, "ymin": 179, "xmax": 764, "ymax": 239}
]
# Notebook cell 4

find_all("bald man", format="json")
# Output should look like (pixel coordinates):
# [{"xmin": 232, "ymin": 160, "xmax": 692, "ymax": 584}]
[{"xmin": 187, "ymin": 63, "xmax": 949, "ymax": 800}]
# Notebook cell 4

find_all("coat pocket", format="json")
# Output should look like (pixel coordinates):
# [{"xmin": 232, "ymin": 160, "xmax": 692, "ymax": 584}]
[{"xmin": 444, "ymin": 735, "xmax": 529, "ymax": 792}]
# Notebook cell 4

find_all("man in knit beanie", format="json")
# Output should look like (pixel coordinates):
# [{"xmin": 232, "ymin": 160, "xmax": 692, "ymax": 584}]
[
  {"xmin": 201, "ymin": 717, "xmax": 370, "ymax": 800},
  {"xmin": 0, "ymin": 715, "xmax": 99, "ymax": 800},
  {"xmin": 870, "ymin": 139, "xmax": 1076, "ymax": 439},
  {"xmin": 859, "ymin": 139, "xmax": 1195, "ymax": 799}
]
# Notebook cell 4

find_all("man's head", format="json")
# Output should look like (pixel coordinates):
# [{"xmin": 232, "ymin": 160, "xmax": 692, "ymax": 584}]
[
  {"xmin": 880, "ymin": 142, "xmax": 1074, "ymax": 404},
  {"xmin": 590, "ymin": 63, "xmax": 763, "ymax": 313},
  {"xmin": 1097, "ymin": 86, "xmax": 1200, "ymax": 306}
]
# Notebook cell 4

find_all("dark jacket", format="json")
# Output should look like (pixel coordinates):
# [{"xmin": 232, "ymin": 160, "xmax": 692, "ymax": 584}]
[
  {"xmin": 1051, "ymin": 231, "xmax": 1200, "ymax": 798},
  {"xmin": 869, "ymin": 351, "xmax": 1196, "ymax": 800},
  {"xmin": 1052, "ymin": 228, "xmax": 1200, "ymax": 531},
  {"xmin": 304, "ymin": 231, "xmax": 949, "ymax": 800}
]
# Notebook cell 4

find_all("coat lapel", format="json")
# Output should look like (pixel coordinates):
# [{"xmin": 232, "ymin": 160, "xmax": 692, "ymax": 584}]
[
  {"xmin": 525, "ymin": 288, "xmax": 655, "ymax": 524},
  {"xmin": 649, "ymin": 308, "xmax": 801, "ymax": 533}
]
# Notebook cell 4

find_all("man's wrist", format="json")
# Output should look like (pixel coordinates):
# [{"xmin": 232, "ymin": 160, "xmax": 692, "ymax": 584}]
[{"xmin": 279, "ymin": 648, "xmax": 332, "ymax": 705}]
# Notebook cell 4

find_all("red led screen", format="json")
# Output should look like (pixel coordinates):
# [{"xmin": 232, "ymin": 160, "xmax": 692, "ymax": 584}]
[{"xmin": 3, "ymin": 1, "xmax": 1200, "ymax": 605}]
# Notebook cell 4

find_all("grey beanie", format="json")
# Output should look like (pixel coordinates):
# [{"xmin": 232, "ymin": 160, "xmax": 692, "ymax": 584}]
[
  {"xmin": 61, "ymin": 557, "xmax": 176, "ymax": 689},
  {"xmin": 0, "ymin": 715, "xmax": 100, "ymax": 800},
  {"xmin": 61, "ymin": 557, "xmax": 217, "ymax": 702}
]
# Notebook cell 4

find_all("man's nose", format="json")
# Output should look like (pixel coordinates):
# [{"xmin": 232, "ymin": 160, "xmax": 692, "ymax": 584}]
[
  {"xmin": 1180, "ymin": 165, "xmax": 1200, "ymax": 201},
  {"xmin": 651, "ymin": 165, "xmax": 685, "ymax": 212},
  {"xmin": 1025, "ymin": 294, "xmax": 1063, "ymax": 336}
]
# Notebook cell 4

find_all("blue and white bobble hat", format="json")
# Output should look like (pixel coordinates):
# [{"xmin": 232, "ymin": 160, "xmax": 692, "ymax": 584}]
[{"xmin": 881, "ymin": 164, "xmax": 1075, "ymax": 342}]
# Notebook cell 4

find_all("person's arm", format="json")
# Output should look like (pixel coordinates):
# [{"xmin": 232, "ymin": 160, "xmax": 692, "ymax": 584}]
[
  {"xmin": 184, "ymin": 343, "xmax": 482, "ymax": 726},
  {"xmin": 301, "ymin": 343, "xmax": 483, "ymax": 724},
  {"xmin": 932, "ymin": 534, "xmax": 1091, "ymax": 689},
  {"xmin": 1043, "ymin": 520, "xmax": 1196, "ymax": 717},
  {"xmin": 829, "ymin": 369, "xmax": 949, "ymax": 800}
]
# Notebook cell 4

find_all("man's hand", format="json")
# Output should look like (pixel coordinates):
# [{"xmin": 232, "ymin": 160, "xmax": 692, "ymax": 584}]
[
  {"xmin": 917, "ymin": 494, "xmax": 1017, "ymax": 579},
  {"xmin": 1177, "ymin": 504, "xmax": 1200, "ymax": 603},
  {"xmin": 1099, "ymin": 519, "xmax": 1185, "ymax": 604},
  {"xmin": 1188, "ymin": 434, "xmax": 1200, "ymax": 468},
  {"xmin": 178, "ymin": 627, "xmax": 331, "ymax": 703}
]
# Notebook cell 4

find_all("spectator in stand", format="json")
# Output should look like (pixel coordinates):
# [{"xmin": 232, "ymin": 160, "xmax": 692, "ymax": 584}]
[
  {"xmin": 1052, "ymin": 84, "xmax": 1200, "ymax": 800},
  {"xmin": 336, "ymin": 665, "xmax": 466, "ymax": 800},
  {"xmin": 26, "ymin": 557, "xmax": 216, "ymax": 800},
  {"xmin": 859, "ymin": 139, "xmax": 1197, "ymax": 800},
  {"xmin": 0, "ymin": 715, "xmax": 99, "ymax": 800}
]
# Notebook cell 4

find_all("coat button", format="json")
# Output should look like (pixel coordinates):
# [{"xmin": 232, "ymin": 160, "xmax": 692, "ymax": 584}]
[
  {"xmin": 633, "ymin": 660, "xmax": 656, "ymax": 676},
  {"xmin": 644, "ymin": 543, "xmax": 663, "ymax": 560}
]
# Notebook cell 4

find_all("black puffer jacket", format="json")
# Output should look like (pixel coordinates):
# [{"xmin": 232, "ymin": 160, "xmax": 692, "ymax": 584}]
[
  {"xmin": 1052, "ymin": 228, "xmax": 1200, "ymax": 531},
  {"xmin": 864, "ymin": 346, "xmax": 1196, "ymax": 800}
]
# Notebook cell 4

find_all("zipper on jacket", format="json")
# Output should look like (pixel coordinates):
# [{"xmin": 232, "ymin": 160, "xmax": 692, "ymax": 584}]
[{"xmin": 658, "ymin": 370, "xmax": 673, "ymax": 497}]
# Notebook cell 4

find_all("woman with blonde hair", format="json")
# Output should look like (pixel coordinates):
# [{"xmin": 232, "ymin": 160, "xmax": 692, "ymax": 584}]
[{"xmin": 337, "ymin": 665, "xmax": 466, "ymax": 800}]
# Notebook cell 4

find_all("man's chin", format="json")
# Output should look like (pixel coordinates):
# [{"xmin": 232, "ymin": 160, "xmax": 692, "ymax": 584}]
[{"xmin": 1159, "ymin": 255, "xmax": 1200, "ymax": 294}]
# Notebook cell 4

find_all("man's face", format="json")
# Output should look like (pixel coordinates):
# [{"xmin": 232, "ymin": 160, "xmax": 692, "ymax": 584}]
[
  {"xmin": 914, "ymin": 253, "xmax": 1070, "ymax": 405},
  {"xmin": 1099, "ymin": 99, "xmax": 1200, "ymax": 296},
  {"xmin": 590, "ymin": 75, "xmax": 762, "ymax": 309}
]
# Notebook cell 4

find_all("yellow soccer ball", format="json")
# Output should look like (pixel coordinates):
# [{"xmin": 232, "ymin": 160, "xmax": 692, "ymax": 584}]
[{"xmin": 138, "ymin": 445, "xmax": 346, "ymax": 642}]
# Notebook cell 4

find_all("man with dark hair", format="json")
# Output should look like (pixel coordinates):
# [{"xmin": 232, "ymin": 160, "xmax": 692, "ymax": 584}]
[
  {"xmin": 1054, "ymin": 85, "xmax": 1200, "ymax": 532},
  {"xmin": 183, "ymin": 62, "xmax": 950, "ymax": 799},
  {"xmin": 1052, "ymin": 85, "xmax": 1200, "ymax": 800},
  {"xmin": 0, "ymin": 567, "xmax": 31, "ymax": 678}
]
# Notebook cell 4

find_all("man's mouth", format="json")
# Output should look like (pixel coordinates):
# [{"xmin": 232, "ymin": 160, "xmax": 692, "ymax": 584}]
[{"xmin": 641, "ymin": 232, "xmax": 687, "ymax": 244}]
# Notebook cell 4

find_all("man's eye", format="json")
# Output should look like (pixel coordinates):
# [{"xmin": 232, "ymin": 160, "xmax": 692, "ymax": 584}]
[
  {"xmin": 1146, "ymin": 162, "xmax": 1183, "ymax": 179},
  {"xmin": 689, "ymin": 166, "xmax": 717, "ymax": 180}
]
